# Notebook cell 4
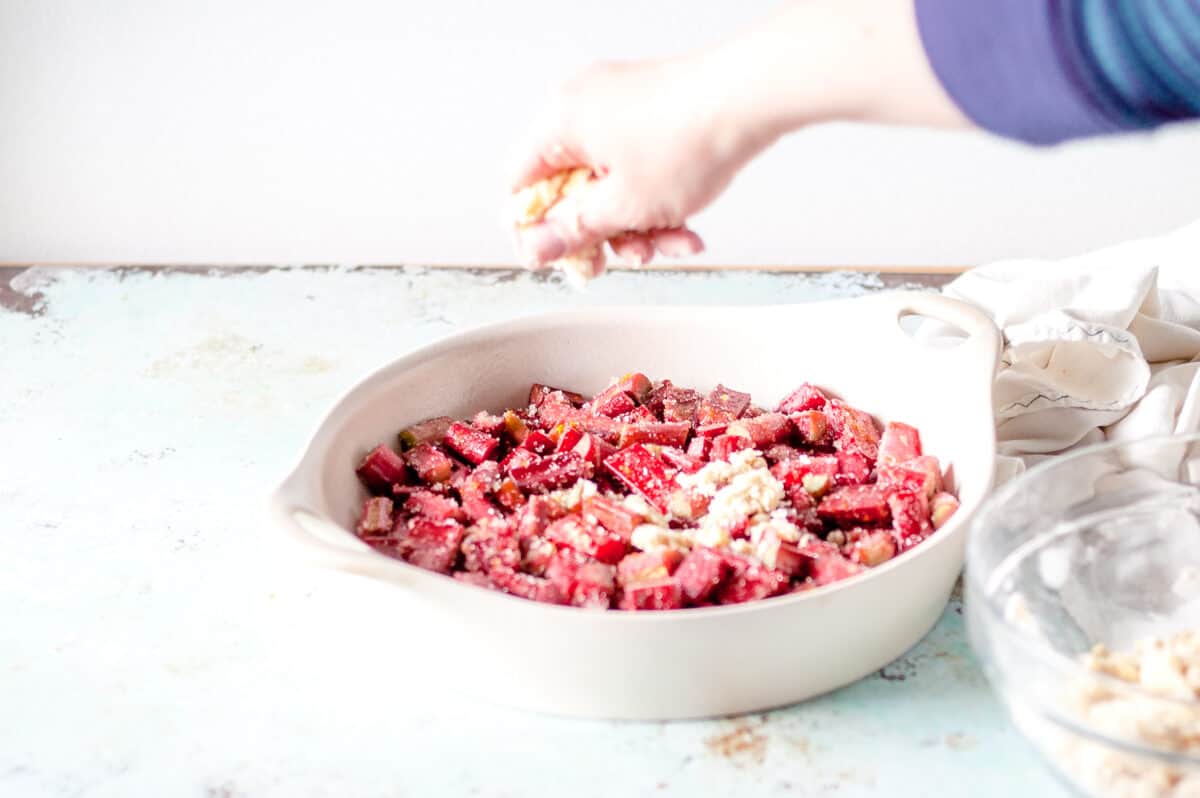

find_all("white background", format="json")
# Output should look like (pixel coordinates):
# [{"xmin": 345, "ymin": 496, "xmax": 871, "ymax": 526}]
[{"xmin": 2, "ymin": 0, "xmax": 1198, "ymax": 267}]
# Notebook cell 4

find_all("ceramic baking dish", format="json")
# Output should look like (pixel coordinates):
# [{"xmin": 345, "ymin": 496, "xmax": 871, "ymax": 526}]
[{"xmin": 271, "ymin": 291, "xmax": 1000, "ymax": 720}]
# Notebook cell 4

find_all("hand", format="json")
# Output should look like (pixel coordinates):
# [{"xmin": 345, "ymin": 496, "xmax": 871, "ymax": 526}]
[{"xmin": 510, "ymin": 55, "xmax": 771, "ymax": 268}]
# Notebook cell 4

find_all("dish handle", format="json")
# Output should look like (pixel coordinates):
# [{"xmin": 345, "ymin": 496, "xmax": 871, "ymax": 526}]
[
  {"xmin": 271, "ymin": 473, "xmax": 402, "ymax": 579},
  {"xmin": 882, "ymin": 290, "xmax": 1002, "ymax": 376}
]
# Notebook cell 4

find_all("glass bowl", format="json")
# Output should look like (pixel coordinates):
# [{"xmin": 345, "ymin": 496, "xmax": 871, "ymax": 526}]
[{"xmin": 967, "ymin": 432, "xmax": 1200, "ymax": 797}]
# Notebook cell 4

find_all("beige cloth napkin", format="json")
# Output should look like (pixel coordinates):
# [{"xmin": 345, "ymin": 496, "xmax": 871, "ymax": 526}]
[{"xmin": 941, "ymin": 219, "xmax": 1200, "ymax": 483}]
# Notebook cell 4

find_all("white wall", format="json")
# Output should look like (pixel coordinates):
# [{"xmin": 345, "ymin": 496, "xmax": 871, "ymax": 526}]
[{"xmin": 2, "ymin": 0, "xmax": 1198, "ymax": 267}]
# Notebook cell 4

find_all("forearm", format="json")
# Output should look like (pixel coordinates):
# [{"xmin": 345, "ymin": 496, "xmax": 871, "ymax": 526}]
[{"xmin": 692, "ymin": 0, "xmax": 971, "ymax": 151}]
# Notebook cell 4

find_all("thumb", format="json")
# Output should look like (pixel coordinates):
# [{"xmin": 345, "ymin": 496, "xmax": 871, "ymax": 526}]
[{"xmin": 517, "ymin": 178, "xmax": 631, "ymax": 267}]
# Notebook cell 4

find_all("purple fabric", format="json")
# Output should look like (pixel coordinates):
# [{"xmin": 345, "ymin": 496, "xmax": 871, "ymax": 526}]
[{"xmin": 914, "ymin": 0, "xmax": 1123, "ymax": 144}]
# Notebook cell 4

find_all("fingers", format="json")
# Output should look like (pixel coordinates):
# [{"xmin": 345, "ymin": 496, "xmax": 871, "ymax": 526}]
[
  {"xmin": 650, "ymin": 227, "xmax": 705, "ymax": 258},
  {"xmin": 610, "ymin": 232, "xmax": 655, "ymax": 267},
  {"xmin": 516, "ymin": 178, "xmax": 629, "ymax": 267}
]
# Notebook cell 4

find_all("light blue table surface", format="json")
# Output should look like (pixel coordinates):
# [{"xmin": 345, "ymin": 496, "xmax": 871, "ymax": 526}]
[{"xmin": 0, "ymin": 266, "xmax": 1066, "ymax": 797}]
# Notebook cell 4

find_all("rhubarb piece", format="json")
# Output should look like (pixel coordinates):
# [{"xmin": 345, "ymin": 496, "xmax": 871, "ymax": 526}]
[
  {"xmin": 777, "ymin": 383, "xmax": 828, "ymax": 413},
  {"xmin": 472, "ymin": 411, "xmax": 505, "ymax": 435},
  {"xmin": 847, "ymin": 529, "xmax": 897, "ymax": 567},
  {"xmin": 878, "ymin": 421, "xmax": 923, "ymax": 467},
  {"xmin": 763, "ymin": 444, "xmax": 801, "ymax": 464},
  {"xmin": 397, "ymin": 416, "xmax": 454, "ymax": 450},
  {"xmin": 818, "ymin": 485, "xmax": 892, "ymax": 527},
  {"xmin": 510, "ymin": 452, "xmax": 586, "ymax": 494},
  {"xmin": 516, "ymin": 494, "xmax": 563, "ymax": 539},
  {"xmin": 617, "ymin": 550, "xmax": 684, "ymax": 586},
  {"xmin": 406, "ymin": 443, "xmax": 454, "ymax": 484},
  {"xmin": 453, "ymin": 571, "xmax": 495, "ymax": 590},
  {"xmin": 494, "ymin": 478, "xmax": 526, "ymax": 512},
  {"xmin": 685, "ymin": 435, "xmax": 712, "ymax": 461},
  {"xmin": 710, "ymin": 434, "xmax": 752, "ymax": 462},
  {"xmin": 444, "ymin": 421, "xmax": 500, "ymax": 465},
  {"xmin": 356, "ymin": 496, "xmax": 394, "ymax": 537},
  {"xmin": 726, "ymin": 412, "xmax": 791, "ymax": 447},
  {"xmin": 603, "ymin": 444, "xmax": 679, "ymax": 513},
  {"xmin": 790, "ymin": 410, "xmax": 828, "ymax": 446},
  {"xmin": 356, "ymin": 444, "xmax": 409, "ymax": 494},
  {"xmin": 771, "ymin": 454, "xmax": 838, "ymax": 491},
  {"xmin": 403, "ymin": 490, "xmax": 464, "ymax": 523},
  {"xmin": 545, "ymin": 515, "xmax": 626, "ymax": 564},
  {"xmin": 501, "ymin": 410, "xmax": 529, "ymax": 444},
  {"xmin": 826, "ymin": 400, "xmax": 881, "ymax": 460},
  {"xmin": 697, "ymin": 384, "xmax": 752, "ymax": 425},
  {"xmin": 590, "ymin": 387, "xmax": 637, "ymax": 418},
  {"xmin": 716, "ymin": 555, "xmax": 789, "ymax": 604},
  {"xmin": 555, "ymin": 423, "xmax": 586, "ymax": 452},
  {"xmin": 617, "ymin": 421, "xmax": 691, "ymax": 449},
  {"xmin": 583, "ymin": 493, "xmax": 643, "ymax": 539},
  {"xmin": 695, "ymin": 422, "xmax": 729, "ymax": 438},
  {"xmin": 930, "ymin": 491, "xmax": 959, "ymax": 529},
  {"xmin": 835, "ymin": 451, "xmax": 872, "ymax": 486},
  {"xmin": 619, "ymin": 578, "xmax": 685, "ymax": 610},
  {"xmin": 616, "ymin": 372, "xmax": 654, "ymax": 404},
  {"xmin": 529, "ymin": 383, "xmax": 585, "ymax": 407},
  {"xmin": 396, "ymin": 518, "xmax": 465, "ymax": 573},
  {"xmin": 889, "ymin": 490, "xmax": 933, "ymax": 552},
  {"xmin": 520, "ymin": 535, "xmax": 557, "ymax": 575},
  {"xmin": 675, "ymin": 547, "xmax": 731, "ymax": 603},
  {"xmin": 769, "ymin": 541, "xmax": 807, "ymax": 578},
  {"xmin": 544, "ymin": 549, "xmax": 617, "ymax": 608},
  {"xmin": 742, "ymin": 405, "xmax": 766, "ymax": 418},
  {"xmin": 490, "ymin": 566, "xmax": 567, "ymax": 604},
  {"xmin": 615, "ymin": 405, "xmax": 657, "ymax": 424},
  {"xmin": 461, "ymin": 518, "xmax": 520, "ymax": 573},
  {"xmin": 877, "ymin": 456, "xmax": 943, "ymax": 499},
  {"xmin": 571, "ymin": 433, "xmax": 606, "ymax": 474},
  {"xmin": 660, "ymin": 387, "xmax": 702, "ymax": 424},
  {"xmin": 519, "ymin": 429, "xmax": 556, "ymax": 455},
  {"xmin": 500, "ymin": 447, "xmax": 540, "ymax": 475},
  {"xmin": 807, "ymin": 551, "xmax": 863, "ymax": 586},
  {"xmin": 659, "ymin": 447, "xmax": 704, "ymax": 474},
  {"xmin": 535, "ymin": 394, "xmax": 580, "ymax": 428}
]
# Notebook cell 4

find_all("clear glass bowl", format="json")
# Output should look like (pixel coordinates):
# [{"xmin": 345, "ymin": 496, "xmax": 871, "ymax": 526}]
[{"xmin": 967, "ymin": 433, "xmax": 1200, "ymax": 797}]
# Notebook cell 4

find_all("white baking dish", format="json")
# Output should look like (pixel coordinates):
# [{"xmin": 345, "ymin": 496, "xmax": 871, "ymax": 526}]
[{"xmin": 271, "ymin": 291, "xmax": 1000, "ymax": 720}]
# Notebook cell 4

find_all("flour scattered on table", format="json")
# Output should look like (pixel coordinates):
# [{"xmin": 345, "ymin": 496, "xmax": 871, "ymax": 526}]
[{"xmin": 512, "ymin": 167, "xmax": 604, "ymax": 289}]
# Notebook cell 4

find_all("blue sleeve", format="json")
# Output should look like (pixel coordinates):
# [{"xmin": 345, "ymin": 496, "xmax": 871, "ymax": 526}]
[{"xmin": 914, "ymin": 0, "xmax": 1200, "ymax": 145}]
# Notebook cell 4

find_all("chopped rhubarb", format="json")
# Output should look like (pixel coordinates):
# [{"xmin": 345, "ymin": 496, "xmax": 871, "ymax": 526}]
[
  {"xmin": 617, "ymin": 421, "xmax": 691, "ymax": 448},
  {"xmin": 406, "ymin": 443, "xmax": 454, "ymax": 484},
  {"xmin": 396, "ymin": 518, "xmax": 465, "ymax": 574},
  {"xmin": 490, "ymin": 566, "xmax": 567, "ymax": 604},
  {"xmin": 878, "ymin": 421, "xmax": 923, "ymax": 467},
  {"xmin": 726, "ymin": 412, "xmax": 791, "ymax": 447},
  {"xmin": 398, "ymin": 416, "xmax": 454, "ymax": 450},
  {"xmin": 519, "ymin": 429, "xmax": 556, "ymax": 455},
  {"xmin": 356, "ymin": 444, "xmax": 409, "ymax": 494},
  {"xmin": 403, "ymin": 489, "xmax": 463, "ymax": 523},
  {"xmin": 675, "ymin": 547, "xmax": 731, "ymax": 603},
  {"xmin": 847, "ymin": 529, "xmax": 897, "ymax": 567},
  {"xmin": 472, "ymin": 411, "xmax": 505, "ymax": 435},
  {"xmin": 827, "ymin": 399, "xmax": 881, "ymax": 460},
  {"xmin": 889, "ymin": 490, "xmax": 933, "ymax": 552},
  {"xmin": 461, "ymin": 518, "xmax": 520, "ymax": 573},
  {"xmin": 590, "ymin": 386, "xmax": 637, "ymax": 418},
  {"xmin": 356, "ymin": 496, "xmax": 394, "ymax": 537},
  {"xmin": 717, "ymin": 555, "xmax": 789, "ymax": 604},
  {"xmin": 501, "ymin": 410, "xmax": 529, "ymax": 444},
  {"xmin": 777, "ymin": 383, "xmax": 828, "ymax": 413},
  {"xmin": 818, "ymin": 485, "xmax": 892, "ymax": 527},
  {"xmin": 619, "ymin": 578, "xmax": 685, "ymax": 610},
  {"xmin": 545, "ymin": 515, "xmax": 626, "ymax": 564},
  {"xmin": 697, "ymin": 384, "xmax": 752, "ymax": 425},
  {"xmin": 510, "ymin": 452, "xmax": 586, "ymax": 494},
  {"xmin": 835, "ymin": 451, "xmax": 873, "ymax": 486},
  {"xmin": 930, "ymin": 491, "xmax": 959, "ymax": 529},
  {"xmin": 444, "ymin": 421, "xmax": 500, "ymax": 465},
  {"xmin": 685, "ymin": 435, "xmax": 712, "ymax": 460},
  {"xmin": 529, "ymin": 383, "xmax": 585, "ymax": 407},
  {"xmin": 710, "ymin": 434, "xmax": 752, "ymax": 461},
  {"xmin": 582, "ymin": 493, "xmax": 643, "ymax": 539},
  {"xmin": 354, "ymin": 371, "xmax": 954, "ymax": 609},
  {"xmin": 791, "ymin": 410, "xmax": 828, "ymax": 446},
  {"xmin": 603, "ymin": 444, "xmax": 679, "ymax": 513},
  {"xmin": 617, "ymin": 550, "xmax": 684, "ymax": 586}
]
